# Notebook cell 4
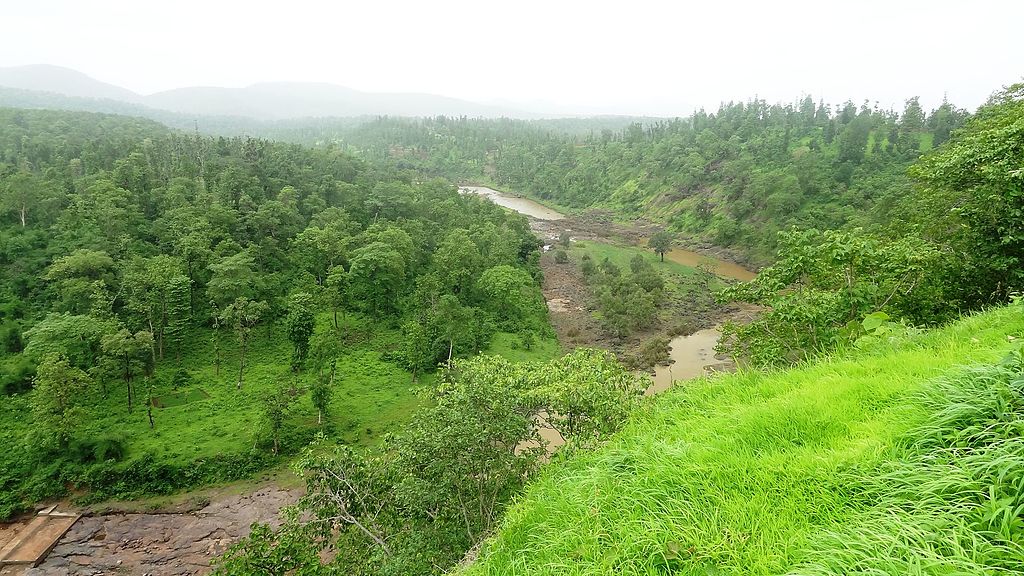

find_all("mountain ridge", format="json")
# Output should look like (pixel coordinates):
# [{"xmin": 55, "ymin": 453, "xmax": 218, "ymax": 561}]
[{"xmin": 0, "ymin": 64, "xmax": 535, "ymax": 119}]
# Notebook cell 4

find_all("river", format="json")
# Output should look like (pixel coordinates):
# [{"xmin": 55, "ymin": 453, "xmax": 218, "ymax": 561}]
[
  {"xmin": 463, "ymin": 185, "xmax": 755, "ymax": 393},
  {"xmin": 459, "ymin": 186, "xmax": 565, "ymax": 221}
]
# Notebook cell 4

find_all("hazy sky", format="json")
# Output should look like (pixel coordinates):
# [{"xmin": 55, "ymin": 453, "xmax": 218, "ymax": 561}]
[{"xmin": 2, "ymin": 0, "xmax": 1021, "ymax": 116}]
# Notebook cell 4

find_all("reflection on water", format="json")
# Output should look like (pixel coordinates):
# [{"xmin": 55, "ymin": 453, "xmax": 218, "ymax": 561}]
[
  {"xmin": 646, "ymin": 328, "xmax": 725, "ymax": 396},
  {"xmin": 661, "ymin": 248, "xmax": 757, "ymax": 282},
  {"xmin": 459, "ymin": 185, "xmax": 565, "ymax": 221}
]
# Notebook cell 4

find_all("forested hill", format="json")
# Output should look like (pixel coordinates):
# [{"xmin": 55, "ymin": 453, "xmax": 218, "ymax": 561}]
[
  {"xmin": 0, "ymin": 107, "xmax": 554, "ymax": 518},
  {"xmin": 335, "ymin": 96, "xmax": 969, "ymax": 261}
]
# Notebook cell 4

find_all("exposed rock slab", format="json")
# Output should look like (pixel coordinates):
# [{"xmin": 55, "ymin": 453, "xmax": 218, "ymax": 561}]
[{"xmin": 23, "ymin": 486, "xmax": 297, "ymax": 576}]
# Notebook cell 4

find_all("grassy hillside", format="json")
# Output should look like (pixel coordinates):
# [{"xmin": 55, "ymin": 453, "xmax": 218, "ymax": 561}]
[{"xmin": 459, "ymin": 304, "xmax": 1024, "ymax": 575}]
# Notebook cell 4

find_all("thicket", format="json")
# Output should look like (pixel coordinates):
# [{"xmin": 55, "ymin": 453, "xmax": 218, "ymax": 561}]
[
  {"xmin": 720, "ymin": 84, "xmax": 1024, "ymax": 366},
  {"xmin": 333, "ymin": 95, "xmax": 967, "ymax": 261},
  {"xmin": 213, "ymin": 350, "xmax": 646, "ymax": 575},
  {"xmin": 0, "ymin": 108, "xmax": 551, "ymax": 517}
]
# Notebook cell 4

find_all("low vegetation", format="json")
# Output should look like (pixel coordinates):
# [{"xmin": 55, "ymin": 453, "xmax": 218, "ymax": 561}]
[{"xmin": 459, "ymin": 303, "xmax": 1024, "ymax": 575}]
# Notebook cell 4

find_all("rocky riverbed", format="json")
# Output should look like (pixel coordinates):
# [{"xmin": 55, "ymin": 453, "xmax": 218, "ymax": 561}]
[{"xmin": 15, "ymin": 485, "xmax": 298, "ymax": 576}]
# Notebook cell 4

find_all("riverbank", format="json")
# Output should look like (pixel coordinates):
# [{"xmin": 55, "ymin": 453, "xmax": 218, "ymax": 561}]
[{"xmin": 460, "ymin": 185, "xmax": 758, "ymax": 381}]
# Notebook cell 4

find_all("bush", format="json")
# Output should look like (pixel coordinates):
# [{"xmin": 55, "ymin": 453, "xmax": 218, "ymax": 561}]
[
  {"xmin": 1, "ymin": 357, "xmax": 34, "ymax": 395},
  {"xmin": 553, "ymin": 249, "xmax": 569, "ymax": 264}
]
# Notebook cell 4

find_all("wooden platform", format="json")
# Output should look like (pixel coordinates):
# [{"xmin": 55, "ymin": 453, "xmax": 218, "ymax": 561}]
[{"xmin": 0, "ymin": 508, "xmax": 79, "ymax": 568}]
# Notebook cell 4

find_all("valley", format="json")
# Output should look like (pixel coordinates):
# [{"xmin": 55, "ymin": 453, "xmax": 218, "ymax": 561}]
[{"xmin": 0, "ymin": 36, "xmax": 1020, "ymax": 573}]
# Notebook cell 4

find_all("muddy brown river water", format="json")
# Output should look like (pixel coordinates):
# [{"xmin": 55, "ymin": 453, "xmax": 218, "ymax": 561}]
[{"xmin": 463, "ymin": 184, "xmax": 756, "ymax": 394}]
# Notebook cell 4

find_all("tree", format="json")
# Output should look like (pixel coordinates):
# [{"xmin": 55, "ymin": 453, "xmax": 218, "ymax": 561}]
[
  {"xmin": 292, "ymin": 221, "xmax": 353, "ymax": 285},
  {"xmin": 30, "ymin": 354, "xmax": 90, "ymax": 449},
  {"xmin": 718, "ymin": 228, "xmax": 941, "ymax": 366},
  {"xmin": 100, "ymin": 328, "xmax": 155, "ymax": 412},
  {"xmin": 260, "ymin": 380, "xmax": 295, "ymax": 455},
  {"xmin": 207, "ymin": 251, "xmax": 256, "ymax": 309},
  {"xmin": 23, "ymin": 313, "xmax": 109, "ymax": 370},
  {"xmin": 285, "ymin": 292, "xmax": 316, "ymax": 371},
  {"xmin": 477, "ymin": 264, "xmax": 539, "ymax": 327},
  {"xmin": 401, "ymin": 320, "xmax": 435, "ymax": 380},
  {"xmin": 221, "ymin": 297, "xmax": 269, "ymax": 389},
  {"xmin": 1, "ymin": 171, "xmax": 49, "ymax": 228},
  {"xmin": 347, "ymin": 242, "xmax": 405, "ymax": 316},
  {"xmin": 558, "ymin": 230, "xmax": 571, "ymax": 248},
  {"xmin": 648, "ymin": 231, "xmax": 673, "ymax": 262},
  {"xmin": 908, "ymin": 83, "xmax": 1024, "ymax": 305},
  {"xmin": 323, "ymin": 266, "xmax": 349, "ymax": 330},
  {"xmin": 430, "ymin": 229, "xmax": 482, "ymax": 295},
  {"xmin": 122, "ymin": 254, "xmax": 181, "ymax": 359},
  {"xmin": 309, "ymin": 359, "xmax": 335, "ymax": 426},
  {"xmin": 44, "ymin": 249, "xmax": 116, "ymax": 314},
  {"xmin": 431, "ymin": 294, "xmax": 476, "ymax": 362},
  {"xmin": 393, "ymin": 355, "xmax": 542, "ymax": 545},
  {"xmin": 164, "ymin": 275, "xmax": 191, "ymax": 362},
  {"xmin": 530, "ymin": 348, "xmax": 645, "ymax": 446}
]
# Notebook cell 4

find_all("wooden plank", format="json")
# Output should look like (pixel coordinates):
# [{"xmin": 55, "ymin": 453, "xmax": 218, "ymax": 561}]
[{"xmin": 0, "ymin": 515, "xmax": 79, "ymax": 567}]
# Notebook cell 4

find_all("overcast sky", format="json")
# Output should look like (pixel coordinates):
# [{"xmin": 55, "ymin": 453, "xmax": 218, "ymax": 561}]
[{"xmin": 2, "ymin": 0, "xmax": 1021, "ymax": 116}]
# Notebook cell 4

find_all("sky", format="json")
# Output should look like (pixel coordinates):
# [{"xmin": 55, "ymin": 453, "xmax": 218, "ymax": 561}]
[{"xmin": 1, "ymin": 0, "xmax": 1022, "ymax": 116}]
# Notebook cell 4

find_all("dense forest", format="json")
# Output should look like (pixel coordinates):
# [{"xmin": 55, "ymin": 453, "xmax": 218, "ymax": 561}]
[
  {"xmin": 0, "ymin": 107, "xmax": 568, "ymax": 516},
  {"xmin": 331, "ymin": 96, "xmax": 968, "ymax": 261}
]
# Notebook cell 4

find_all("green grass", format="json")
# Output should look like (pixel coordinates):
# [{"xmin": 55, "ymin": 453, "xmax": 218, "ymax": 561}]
[
  {"xmin": 485, "ymin": 331, "xmax": 563, "ymax": 363},
  {"xmin": 459, "ymin": 304, "xmax": 1024, "ymax": 575},
  {"xmin": 569, "ymin": 240, "xmax": 702, "ymax": 280},
  {"xmin": 0, "ymin": 310, "xmax": 561, "ymax": 514}
]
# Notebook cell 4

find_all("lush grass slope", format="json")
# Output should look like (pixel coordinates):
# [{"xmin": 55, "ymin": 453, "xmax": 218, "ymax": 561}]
[
  {"xmin": 0, "ymin": 311, "xmax": 560, "ymax": 514},
  {"xmin": 460, "ymin": 304, "xmax": 1024, "ymax": 575}
]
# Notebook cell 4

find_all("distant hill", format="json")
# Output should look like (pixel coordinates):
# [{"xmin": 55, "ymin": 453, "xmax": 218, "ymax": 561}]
[
  {"xmin": 145, "ymin": 82, "xmax": 530, "ymax": 119},
  {"xmin": 0, "ymin": 64, "xmax": 141, "ymax": 102},
  {"xmin": 0, "ymin": 65, "xmax": 532, "ymax": 120}
]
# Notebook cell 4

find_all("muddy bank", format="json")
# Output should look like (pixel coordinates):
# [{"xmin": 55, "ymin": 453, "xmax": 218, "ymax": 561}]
[
  {"xmin": 532, "ymin": 209, "xmax": 761, "ymax": 273},
  {"xmin": 18, "ymin": 485, "xmax": 299, "ymax": 576}
]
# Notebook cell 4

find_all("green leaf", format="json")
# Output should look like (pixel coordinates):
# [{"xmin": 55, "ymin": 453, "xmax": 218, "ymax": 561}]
[{"xmin": 862, "ymin": 311, "xmax": 890, "ymax": 332}]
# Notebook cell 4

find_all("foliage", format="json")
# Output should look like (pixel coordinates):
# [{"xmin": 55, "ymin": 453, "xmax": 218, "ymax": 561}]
[
  {"xmin": 285, "ymin": 292, "xmax": 316, "ymax": 371},
  {"xmin": 0, "ymin": 107, "xmax": 553, "ymax": 518},
  {"xmin": 214, "ymin": 349, "xmax": 644, "ymax": 575},
  {"xmin": 718, "ymin": 228, "xmax": 942, "ymax": 366},
  {"xmin": 648, "ymin": 230, "xmax": 672, "ymax": 262},
  {"xmin": 329, "ymin": 97, "xmax": 967, "ymax": 260},
  {"xmin": 905, "ymin": 83, "xmax": 1024, "ymax": 307},
  {"xmin": 459, "ymin": 304, "xmax": 1024, "ymax": 575},
  {"xmin": 29, "ymin": 354, "xmax": 90, "ymax": 449}
]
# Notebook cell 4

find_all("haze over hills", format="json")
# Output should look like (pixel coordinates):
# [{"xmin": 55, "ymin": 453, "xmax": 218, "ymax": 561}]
[
  {"xmin": 0, "ymin": 64, "xmax": 535, "ymax": 119},
  {"xmin": 0, "ymin": 64, "xmax": 141, "ymax": 102}
]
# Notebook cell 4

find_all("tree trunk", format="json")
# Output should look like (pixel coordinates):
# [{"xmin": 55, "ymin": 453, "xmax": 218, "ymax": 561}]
[
  {"xmin": 124, "ymin": 355, "xmax": 133, "ymax": 412},
  {"xmin": 237, "ymin": 347, "xmax": 245, "ymax": 389},
  {"xmin": 19, "ymin": 205, "xmax": 26, "ymax": 228}
]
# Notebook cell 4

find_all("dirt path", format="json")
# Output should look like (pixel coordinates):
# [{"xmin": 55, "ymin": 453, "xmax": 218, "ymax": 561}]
[{"xmin": 5, "ymin": 484, "xmax": 299, "ymax": 576}]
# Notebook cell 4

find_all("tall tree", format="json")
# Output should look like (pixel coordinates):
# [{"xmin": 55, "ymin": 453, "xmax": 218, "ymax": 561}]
[
  {"xmin": 164, "ymin": 275, "xmax": 191, "ymax": 363},
  {"xmin": 0, "ymin": 171, "xmax": 49, "ymax": 228},
  {"xmin": 221, "ymin": 297, "xmax": 269, "ymax": 389},
  {"xmin": 30, "ymin": 354, "xmax": 91, "ymax": 449},
  {"xmin": 285, "ymin": 292, "xmax": 316, "ymax": 372},
  {"xmin": 260, "ymin": 380, "xmax": 295, "ymax": 455},
  {"xmin": 207, "ymin": 251, "xmax": 256, "ymax": 309},
  {"xmin": 100, "ymin": 328, "xmax": 154, "ymax": 412}
]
